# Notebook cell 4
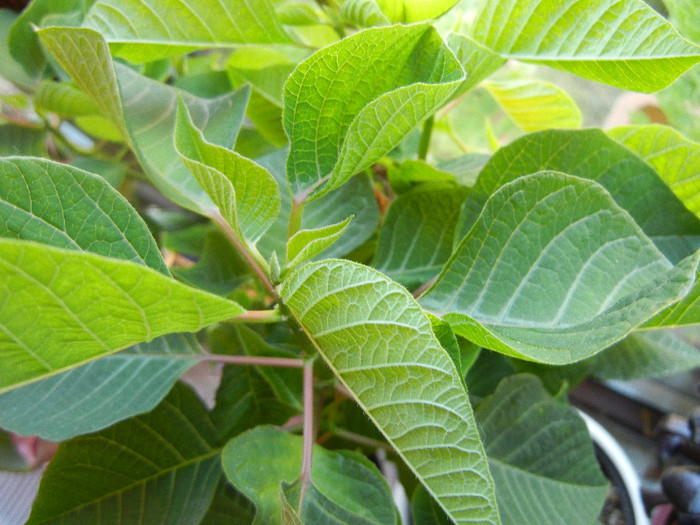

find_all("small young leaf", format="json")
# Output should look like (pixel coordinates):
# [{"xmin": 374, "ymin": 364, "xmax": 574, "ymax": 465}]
[
  {"xmin": 286, "ymin": 217, "xmax": 352, "ymax": 270},
  {"xmin": 175, "ymin": 99, "xmax": 281, "ymax": 243},
  {"xmin": 0, "ymin": 333, "xmax": 201, "ymax": 441},
  {"xmin": 341, "ymin": 0, "xmax": 390, "ymax": 27},
  {"xmin": 0, "ymin": 239, "xmax": 244, "ymax": 393},
  {"xmin": 284, "ymin": 23, "xmax": 465, "ymax": 199},
  {"xmin": 422, "ymin": 171, "xmax": 700, "ymax": 364},
  {"xmin": 82, "ymin": 0, "xmax": 292, "ymax": 62},
  {"xmin": 475, "ymin": 375, "xmax": 608, "ymax": 525},
  {"xmin": 375, "ymin": 0, "xmax": 460, "ymax": 22},
  {"xmin": 280, "ymin": 260, "xmax": 499, "ymax": 524},
  {"xmin": 222, "ymin": 425, "xmax": 397, "ymax": 525},
  {"xmin": 27, "ymin": 383, "xmax": 222, "ymax": 524},
  {"xmin": 471, "ymin": 0, "xmax": 700, "ymax": 92}
]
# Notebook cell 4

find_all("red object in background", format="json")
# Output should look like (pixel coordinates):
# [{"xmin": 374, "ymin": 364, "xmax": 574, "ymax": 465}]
[
  {"xmin": 11, "ymin": 434, "xmax": 58, "ymax": 469},
  {"xmin": 0, "ymin": 0, "xmax": 30, "ymax": 12}
]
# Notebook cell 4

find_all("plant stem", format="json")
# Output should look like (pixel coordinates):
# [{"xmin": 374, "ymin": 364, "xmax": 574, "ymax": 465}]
[
  {"xmin": 417, "ymin": 115, "xmax": 435, "ymax": 161},
  {"xmin": 331, "ymin": 428, "xmax": 392, "ymax": 451},
  {"xmin": 299, "ymin": 359, "xmax": 315, "ymax": 510},
  {"xmin": 287, "ymin": 198, "xmax": 305, "ymax": 241},
  {"xmin": 195, "ymin": 354, "xmax": 304, "ymax": 368},
  {"xmin": 229, "ymin": 309, "xmax": 283, "ymax": 324}
]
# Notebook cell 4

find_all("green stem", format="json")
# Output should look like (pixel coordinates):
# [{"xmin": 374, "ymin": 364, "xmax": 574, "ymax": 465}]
[
  {"xmin": 299, "ymin": 359, "xmax": 316, "ymax": 510},
  {"xmin": 228, "ymin": 309, "xmax": 283, "ymax": 324},
  {"xmin": 287, "ymin": 199, "xmax": 305, "ymax": 241},
  {"xmin": 417, "ymin": 115, "xmax": 435, "ymax": 161},
  {"xmin": 175, "ymin": 353, "xmax": 304, "ymax": 368}
]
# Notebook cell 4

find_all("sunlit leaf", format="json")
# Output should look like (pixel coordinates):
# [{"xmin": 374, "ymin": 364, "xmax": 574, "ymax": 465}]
[{"xmin": 286, "ymin": 217, "xmax": 352, "ymax": 270}]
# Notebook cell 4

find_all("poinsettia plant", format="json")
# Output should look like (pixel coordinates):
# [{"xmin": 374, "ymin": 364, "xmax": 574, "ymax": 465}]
[{"xmin": 1, "ymin": 0, "xmax": 699, "ymax": 523}]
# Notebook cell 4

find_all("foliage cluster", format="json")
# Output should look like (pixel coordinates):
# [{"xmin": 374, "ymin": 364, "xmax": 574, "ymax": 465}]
[{"xmin": 1, "ymin": 0, "xmax": 700, "ymax": 523}]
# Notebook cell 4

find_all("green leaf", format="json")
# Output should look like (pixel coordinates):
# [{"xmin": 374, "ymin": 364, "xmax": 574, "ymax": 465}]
[
  {"xmin": 0, "ymin": 333, "xmax": 201, "ymax": 441},
  {"xmin": 340, "ymin": 0, "xmax": 390, "ymax": 28},
  {"xmin": 286, "ymin": 217, "xmax": 352, "ymax": 270},
  {"xmin": 373, "ymin": 183, "xmax": 469, "ymax": 289},
  {"xmin": 0, "ymin": 125, "xmax": 48, "ymax": 157},
  {"xmin": 471, "ymin": 0, "xmax": 700, "ymax": 92},
  {"xmin": 201, "ymin": 477, "xmax": 256, "ymax": 525},
  {"xmin": 175, "ymin": 99, "xmax": 281, "ymax": 243},
  {"xmin": 38, "ymin": 26, "xmax": 250, "ymax": 213},
  {"xmin": 411, "ymin": 484, "xmax": 451, "ymax": 525},
  {"xmin": 280, "ymin": 260, "xmax": 499, "ymax": 524},
  {"xmin": 280, "ymin": 488, "xmax": 304, "ymax": 525},
  {"xmin": 34, "ymin": 80, "xmax": 102, "ymax": 119},
  {"xmin": 284, "ymin": 23, "xmax": 465, "ymax": 199},
  {"xmin": 589, "ymin": 330, "xmax": 700, "ymax": 380},
  {"xmin": 0, "ymin": 9, "xmax": 34, "ymax": 87},
  {"xmin": 665, "ymin": 0, "xmax": 700, "ymax": 43},
  {"xmin": 475, "ymin": 375, "xmax": 607, "ymax": 525},
  {"xmin": 222, "ymin": 425, "xmax": 398, "ymax": 525},
  {"xmin": 483, "ymin": 79, "xmax": 582, "ymax": 132},
  {"xmin": 607, "ymin": 125, "xmax": 700, "ymax": 218},
  {"xmin": 421, "ymin": 171, "xmax": 700, "ymax": 364},
  {"xmin": 456, "ymin": 129, "xmax": 700, "ymax": 263},
  {"xmin": 445, "ymin": 33, "xmax": 506, "ymax": 94},
  {"xmin": 0, "ymin": 239, "xmax": 244, "ymax": 393},
  {"xmin": 27, "ymin": 382, "xmax": 221, "ymax": 525},
  {"xmin": 256, "ymin": 149, "xmax": 380, "ymax": 262},
  {"xmin": 0, "ymin": 157, "xmax": 168, "ymax": 274},
  {"xmin": 375, "ymin": 0, "xmax": 459, "ymax": 22},
  {"xmin": 82, "ymin": 0, "xmax": 291, "ymax": 63}
]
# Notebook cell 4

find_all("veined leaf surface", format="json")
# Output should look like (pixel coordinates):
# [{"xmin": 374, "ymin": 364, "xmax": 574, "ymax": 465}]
[
  {"xmin": 27, "ymin": 383, "xmax": 221, "ymax": 524},
  {"xmin": 284, "ymin": 24, "xmax": 465, "ymax": 199},
  {"xmin": 0, "ymin": 239, "xmax": 244, "ymax": 392},
  {"xmin": 280, "ymin": 260, "xmax": 499, "ymax": 524},
  {"xmin": 375, "ymin": 0, "xmax": 459, "ymax": 22},
  {"xmin": 83, "ymin": 0, "xmax": 291, "ymax": 62},
  {"xmin": 421, "ymin": 171, "xmax": 699, "ymax": 364},
  {"xmin": 0, "ymin": 333, "xmax": 201, "ymax": 441},
  {"xmin": 471, "ymin": 0, "xmax": 700, "ymax": 92}
]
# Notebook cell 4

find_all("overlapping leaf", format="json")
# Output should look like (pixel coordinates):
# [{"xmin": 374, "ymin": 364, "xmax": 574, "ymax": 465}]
[
  {"xmin": 0, "ymin": 333, "xmax": 201, "ymax": 441},
  {"xmin": 421, "ymin": 171, "xmax": 699, "ymax": 364},
  {"xmin": 286, "ymin": 217, "xmax": 352, "ymax": 270},
  {"xmin": 38, "ymin": 26, "xmax": 250, "ymax": 213},
  {"xmin": 280, "ymin": 260, "xmax": 499, "ymax": 524},
  {"xmin": 284, "ymin": 23, "xmax": 465, "ymax": 199},
  {"xmin": 175, "ymin": 99, "xmax": 280, "ymax": 243},
  {"xmin": 456, "ymin": 129, "xmax": 700, "ymax": 264},
  {"xmin": 82, "ymin": 0, "xmax": 291, "ymax": 62},
  {"xmin": 27, "ymin": 383, "xmax": 221, "ymax": 524},
  {"xmin": 222, "ymin": 426, "xmax": 398, "ymax": 525},
  {"xmin": 445, "ymin": 33, "xmax": 506, "ymax": 95},
  {"xmin": 608, "ymin": 125, "xmax": 700, "ymax": 218},
  {"xmin": 375, "ymin": 0, "xmax": 459, "ymax": 22},
  {"xmin": 0, "ymin": 239, "xmax": 244, "ymax": 392},
  {"xmin": 475, "ymin": 375, "xmax": 607, "ymax": 524},
  {"xmin": 471, "ymin": 0, "xmax": 700, "ymax": 92},
  {"xmin": 374, "ymin": 184, "xmax": 468, "ymax": 289}
]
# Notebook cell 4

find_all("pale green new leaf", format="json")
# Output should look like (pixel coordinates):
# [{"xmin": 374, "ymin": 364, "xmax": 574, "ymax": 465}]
[
  {"xmin": 284, "ymin": 23, "xmax": 465, "ymax": 199},
  {"xmin": 280, "ymin": 260, "xmax": 499, "ymax": 524},
  {"xmin": 471, "ymin": 0, "xmax": 700, "ymax": 92},
  {"xmin": 27, "ymin": 383, "xmax": 221, "ymax": 525},
  {"xmin": 286, "ymin": 217, "xmax": 352, "ymax": 270},
  {"xmin": 222, "ymin": 426, "xmax": 398, "ymax": 525},
  {"xmin": 341, "ymin": 0, "xmax": 390, "ymax": 27},
  {"xmin": 83, "ymin": 0, "xmax": 291, "ymax": 62},
  {"xmin": 421, "ymin": 171, "xmax": 700, "ymax": 364},
  {"xmin": 0, "ymin": 239, "xmax": 244, "ymax": 393},
  {"xmin": 0, "ymin": 157, "xmax": 168, "ymax": 274},
  {"xmin": 445, "ymin": 33, "xmax": 506, "ymax": 95},
  {"xmin": 375, "ymin": 0, "xmax": 459, "ymax": 22},
  {"xmin": 0, "ymin": 333, "xmax": 201, "ymax": 441},
  {"xmin": 475, "ymin": 375, "xmax": 607, "ymax": 525},
  {"xmin": 456, "ymin": 129, "xmax": 700, "ymax": 264},
  {"xmin": 483, "ymin": 79, "xmax": 582, "ymax": 132},
  {"xmin": 374, "ymin": 184, "xmax": 468, "ymax": 289},
  {"xmin": 38, "ymin": 26, "xmax": 250, "ymax": 212},
  {"xmin": 607, "ymin": 125, "xmax": 700, "ymax": 218},
  {"xmin": 175, "ymin": 99, "xmax": 280, "ymax": 243},
  {"xmin": 34, "ymin": 80, "xmax": 102, "ymax": 118}
]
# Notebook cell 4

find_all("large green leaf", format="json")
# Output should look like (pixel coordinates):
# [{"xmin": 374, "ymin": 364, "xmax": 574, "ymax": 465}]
[
  {"xmin": 373, "ymin": 183, "xmax": 469, "ymax": 289},
  {"xmin": 82, "ymin": 0, "xmax": 291, "ymax": 62},
  {"xmin": 457, "ymin": 129, "xmax": 700, "ymax": 263},
  {"xmin": 284, "ymin": 23, "xmax": 465, "ymax": 199},
  {"xmin": 421, "ymin": 171, "xmax": 700, "ymax": 364},
  {"xmin": 483, "ymin": 79, "xmax": 582, "ymax": 132},
  {"xmin": 27, "ymin": 382, "xmax": 221, "ymax": 524},
  {"xmin": 471, "ymin": 0, "xmax": 700, "ymax": 92},
  {"xmin": 0, "ymin": 333, "xmax": 201, "ymax": 441},
  {"xmin": 280, "ymin": 260, "xmax": 499, "ymax": 524},
  {"xmin": 0, "ymin": 239, "xmax": 244, "ymax": 393},
  {"xmin": 475, "ymin": 375, "xmax": 607, "ymax": 525},
  {"xmin": 38, "ymin": 26, "xmax": 250, "ymax": 213},
  {"xmin": 175, "ymin": 99, "xmax": 280, "ymax": 243},
  {"xmin": 0, "ymin": 157, "xmax": 167, "ymax": 274},
  {"xmin": 222, "ymin": 425, "xmax": 398, "ymax": 525},
  {"xmin": 607, "ymin": 125, "xmax": 700, "ymax": 218}
]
